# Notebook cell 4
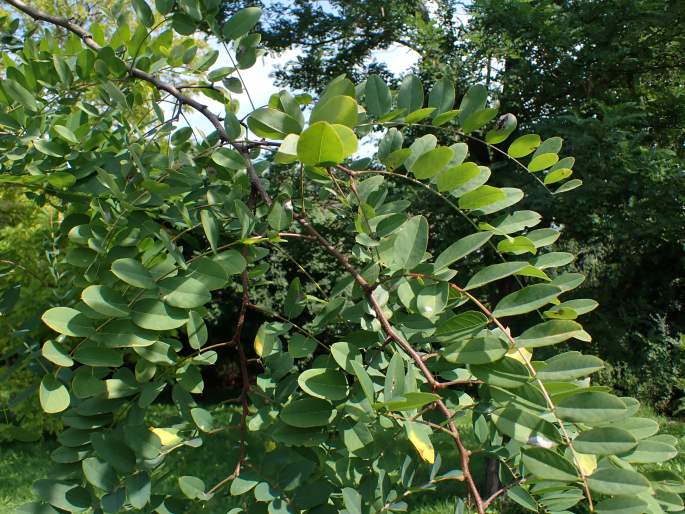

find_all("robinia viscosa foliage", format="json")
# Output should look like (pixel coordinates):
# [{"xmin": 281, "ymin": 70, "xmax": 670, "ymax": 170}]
[{"xmin": 0, "ymin": 1, "xmax": 680, "ymax": 513}]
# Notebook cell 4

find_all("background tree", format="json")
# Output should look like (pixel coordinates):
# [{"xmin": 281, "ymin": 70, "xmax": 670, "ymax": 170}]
[{"xmin": 256, "ymin": 0, "xmax": 685, "ymax": 412}]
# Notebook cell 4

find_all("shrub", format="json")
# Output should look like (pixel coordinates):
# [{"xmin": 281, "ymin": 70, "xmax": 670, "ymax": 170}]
[{"xmin": 0, "ymin": 2, "xmax": 681, "ymax": 514}]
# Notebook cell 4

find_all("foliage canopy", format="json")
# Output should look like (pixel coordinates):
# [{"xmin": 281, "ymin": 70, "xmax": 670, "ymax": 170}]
[{"xmin": 0, "ymin": 1, "xmax": 682, "ymax": 514}]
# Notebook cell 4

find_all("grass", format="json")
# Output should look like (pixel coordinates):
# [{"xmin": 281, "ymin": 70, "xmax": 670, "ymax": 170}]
[{"xmin": 1, "ymin": 406, "xmax": 682, "ymax": 514}]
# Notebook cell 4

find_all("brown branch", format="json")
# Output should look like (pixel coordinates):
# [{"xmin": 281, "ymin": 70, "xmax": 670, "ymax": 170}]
[
  {"xmin": 289, "ymin": 211, "xmax": 485, "ymax": 514},
  {"xmin": 446, "ymin": 281, "xmax": 594, "ymax": 511},
  {"xmin": 482, "ymin": 477, "xmax": 525, "ymax": 509},
  {"xmin": 207, "ymin": 259, "xmax": 251, "ymax": 496}
]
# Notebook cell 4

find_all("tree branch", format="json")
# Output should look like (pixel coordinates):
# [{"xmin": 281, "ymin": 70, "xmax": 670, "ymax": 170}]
[{"xmin": 3, "ymin": 0, "xmax": 272, "ymax": 203}]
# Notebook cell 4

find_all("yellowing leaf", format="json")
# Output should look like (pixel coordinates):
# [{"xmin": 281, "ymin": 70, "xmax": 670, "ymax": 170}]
[
  {"xmin": 254, "ymin": 332, "xmax": 264, "ymax": 357},
  {"xmin": 507, "ymin": 346, "xmax": 532, "ymax": 365},
  {"xmin": 264, "ymin": 440, "xmax": 277, "ymax": 452},
  {"xmin": 405, "ymin": 421, "xmax": 435, "ymax": 464},
  {"xmin": 575, "ymin": 452, "xmax": 597, "ymax": 475},
  {"xmin": 150, "ymin": 427, "xmax": 182, "ymax": 446}
]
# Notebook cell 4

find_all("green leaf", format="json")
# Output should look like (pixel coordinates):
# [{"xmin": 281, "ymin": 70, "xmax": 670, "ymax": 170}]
[
  {"xmin": 41, "ymin": 340, "xmax": 74, "ymax": 367},
  {"xmin": 330, "ymin": 342, "xmax": 361, "ymax": 373},
  {"xmin": 618, "ymin": 417, "xmax": 659, "ymax": 440},
  {"xmin": 178, "ymin": 475, "xmax": 207, "ymax": 500},
  {"xmin": 297, "ymin": 121, "xmax": 347, "ymax": 165},
  {"xmin": 462, "ymin": 107, "xmax": 498, "ymax": 134},
  {"xmin": 132, "ymin": 0, "xmax": 154, "ymax": 26},
  {"xmin": 436, "ymin": 311, "xmax": 488, "ymax": 340},
  {"xmin": 434, "ymin": 232, "xmax": 492, "ymax": 271},
  {"xmin": 34, "ymin": 140, "xmax": 65, "ymax": 157},
  {"xmin": 556, "ymin": 391, "xmax": 628, "ymax": 423},
  {"xmin": 186, "ymin": 311, "xmax": 208, "ymax": 349},
  {"xmin": 384, "ymin": 352, "xmax": 405, "ymax": 401},
  {"xmin": 42, "ymin": 307, "xmax": 94, "ymax": 337},
  {"xmin": 554, "ymin": 179, "xmax": 583, "ymax": 194},
  {"xmin": 405, "ymin": 107, "xmax": 436, "ymax": 123},
  {"xmin": 436, "ymin": 161, "xmax": 481, "ymax": 193},
  {"xmin": 537, "ymin": 351, "xmax": 604, "ymax": 380},
  {"xmin": 492, "ymin": 406, "xmax": 561, "ymax": 446},
  {"xmin": 187, "ymin": 257, "xmax": 228, "ymax": 291},
  {"xmin": 428, "ymin": 78, "xmax": 455, "ymax": 116},
  {"xmin": 310, "ymin": 95, "xmax": 358, "ymax": 127},
  {"xmin": 533, "ymin": 251, "xmax": 575, "ymax": 270},
  {"xmin": 486, "ymin": 114, "xmax": 517, "ymax": 144},
  {"xmin": 533, "ymin": 136, "xmax": 563, "ymax": 157},
  {"xmin": 274, "ymin": 133, "xmax": 299, "ymax": 164},
  {"xmin": 493, "ymin": 284, "xmax": 562, "ymax": 317},
  {"xmin": 620, "ymin": 438, "xmax": 678, "ymax": 463},
  {"xmin": 404, "ymin": 134, "xmax": 437, "ymax": 170},
  {"xmin": 397, "ymin": 75, "xmax": 424, "ymax": 114},
  {"xmin": 573, "ymin": 427, "xmax": 638, "ymax": 455},
  {"xmin": 587, "ymin": 468, "xmax": 651, "ymax": 496},
  {"xmin": 82, "ymin": 457, "xmax": 117, "ymax": 491},
  {"xmin": 95, "ymin": 319, "xmax": 156, "ymax": 348},
  {"xmin": 417, "ymin": 283, "xmax": 449, "ymax": 317},
  {"xmin": 74, "ymin": 346, "xmax": 123, "ymax": 367},
  {"xmin": 342, "ymin": 488, "xmax": 363, "ymax": 514},
  {"xmin": 4, "ymin": 79, "xmax": 39, "ymax": 111},
  {"xmin": 470, "ymin": 357, "xmax": 530, "ymax": 388},
  {"xmin": 126, "ymin": 472, "xmax": 151, "ymax": 509},
  {"xmin": 281, "ymin": 398, "xmax": 335, "ymax": 428},
  {"xmin": 200, "ymin": 209, "xmax": 219, "ymax": 253},
  {"xmin": 247, "ymin": 107, "xmax": 302, "ymax": 139},
  {"xmin": 131, "ymin": 299, "xmax": 188, "ymax": 330},
  {"xmin": 458, "ymin": 84, "xmax": 488, "ymax": 123},
  {"xmin": 497, "ymin": 236, "xmax": 537, "ymax": 255},
  {"xmin": 544, "ymin": 167, "xmax": 572, "ymax": 185},
  {"xmin": 190, "ymin": 407, "xmax": 213, "ymax": 432},
  {"xmin": 595, "ymin": 496, "xmax": 648, "ymax": 514},
  {"xmin": 160, "ymin": 276, "xmax": 211, "ymax": 309},
  {"xmin": 508, "ymin": 134, "xmax": 541, "ymax": 158},
  {"xmin": 432, "ymin": 109, "xmax": 460, "ymax": 127},
  {"xmin": 331, "ymin": 124, "xmax": 358, "ymax": 157},
  {"xmin": 516, "ymin": 320, "xmax": 586, "ymax": 348},
  {"xmin": 528, "ymin": 153, "xmax": 559, "ymax": 172},
  {"xmin": 409, "ymin": 146, "xmax": 454, "ymax": 179},
  {"xmin": 350, "ymin": 360, "xmax": 375, "ymax": 404},
  {"xmin": 81, "ymin": 285, "xmax": 129, "ymax": 317},
  {"xmin": 465, "ymin": 261, "xmax": 529, "ymax": 290},
  {"xmin": 474, "ymin": 187, "xmax": 524, "ymax": 215},
  {"xmin": 382, "ymin": 148, "xmax": 411, "ymax": 171},
  {"xmin": 298, "ymin": 368, "xmax": 348, "ymax": 400},
  {"xmin": 53, "ymin": 125, "xmax": 79, "ymax": 144},
  {"xmin": 380, "ymin": 392, "xmax": 440, "ymax": 411},
  {"xmin": 521, "ymin": 448, "xmax": 578, "ymax": 482},
  {"xmin": 111, "ymin": 258, "xmax": 157, "ymax": 289},
  {"xmin": 393, "ymin": 215, "xmax": 428, "ymax": 270},
  {"xmin": 215, "ymin": 250, "xmax": 246, "ymax": 275},
  {"xmin": 365, "ymin": 74, "xmax": 392, "ymax": 118},
  {"xmin": 230, "ymin": 470, "xmax": 259, "ymax": 495},
  {"xmin": 458, "ymin": 185, "xmax": 506, "ymax": 210},
  {"xmin": 443, "ymin": 334, "xmax": 509, "ymax": 364},
  {"xmin": 39, "ymin": 376, "xmax": 70, "ymax": 414},
  {"xmin": 222, "ymin": 6, "xmax": 262, "ymax": 40},
  {"xmin": 288, "ymin": 333, "xmax": 316, "ymax": 358},
  {"xmin": 32, "ymin": 480, "xmax": 90, "ymax": 512},
  {"xmin": 211, "ymin": 147, "xmax": 244, "ymax": 169}
]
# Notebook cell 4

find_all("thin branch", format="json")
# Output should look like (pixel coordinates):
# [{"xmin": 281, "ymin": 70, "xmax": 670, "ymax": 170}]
[
  {"xmin": 447, "ymin": 281, "xmax": 594, "ymax": 511},
  {"xmin": 207, "ymin": 257, "xmax": 251, "ymax": 495}
]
